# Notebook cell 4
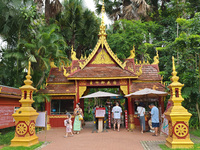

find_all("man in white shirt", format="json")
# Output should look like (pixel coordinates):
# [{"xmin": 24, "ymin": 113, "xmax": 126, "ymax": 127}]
[{"xmin": 112, "ymin": 102, "xmax": 122, "ymax": 131}]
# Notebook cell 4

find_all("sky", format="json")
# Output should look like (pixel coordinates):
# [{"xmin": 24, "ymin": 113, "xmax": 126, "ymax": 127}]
[{"xmin": 83, "ymin": 0, "xmax": 112, "ymax": 25}]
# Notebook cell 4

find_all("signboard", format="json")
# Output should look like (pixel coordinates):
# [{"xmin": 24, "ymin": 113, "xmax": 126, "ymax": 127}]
[
  {"xmin": 95, "ymin": 108, "xmax": 105, "ymax": 118},
  {"xmin": 0, "ymin": 106, "xmax": 15, "ymax": 129},
  {"xmin": 35, "ymin": 112, "xmax": 46, "ymax": 127}
]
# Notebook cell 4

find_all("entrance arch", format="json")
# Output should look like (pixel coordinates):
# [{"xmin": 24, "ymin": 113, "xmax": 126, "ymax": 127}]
[{"xmin": 40, "ymin": 2, "xmax": 165, "ymax": 128}]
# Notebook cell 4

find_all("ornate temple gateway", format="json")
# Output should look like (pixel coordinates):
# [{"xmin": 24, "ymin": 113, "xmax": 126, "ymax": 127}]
[{"xmin": 41, "ymin": 2, "xmax": 165, "ymax": 129}]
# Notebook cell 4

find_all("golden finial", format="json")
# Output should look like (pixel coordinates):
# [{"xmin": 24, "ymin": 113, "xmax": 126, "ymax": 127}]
[
  {"xmin": 152, "ymin": 50, "xmax": 159, "ymax": 64},
  {"xmin": 28, "ymin": 61, "xmax": 31, "ymax": 76},
  {"xmin": 98, "ymin": 0, "xmax": 107, "ymax": 37},
  {"xmin": 171, "ymin": 56, "xmax": 179, "ymax": 82},
  {"xmin": 71, "ymin": 45, "xmax": 78, "ymax": 60},
  {"xmin": 127, "ymin": 45, "xmax": 135, "ymax": 59}
]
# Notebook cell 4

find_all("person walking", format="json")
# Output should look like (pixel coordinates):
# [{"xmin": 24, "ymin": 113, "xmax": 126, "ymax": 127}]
[
  {"xmin": 137, "ymin": 103, "xmax": 146, "ymax": 133},
  {"xmin": 112, "ymin": 102, "xmax": 122, "ymax": 132},
  {"xmin": 64, "ymin": 113, "xmax": 73, "ymax": 137},
  {"xmin": 73, "ymin": 103, "xmax": 83, "ymax": 134},
  {"xmin": 149, "ymin": 103, "xmax": 159, "ymax": 136}
]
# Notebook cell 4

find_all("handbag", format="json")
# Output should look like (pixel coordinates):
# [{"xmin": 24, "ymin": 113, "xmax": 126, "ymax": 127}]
[{"xmin": 79, "ymin": 114, "xmax": 83, "ymax": 121}]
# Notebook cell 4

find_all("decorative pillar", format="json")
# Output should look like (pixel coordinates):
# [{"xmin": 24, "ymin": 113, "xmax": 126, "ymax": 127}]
[
  {"xmin": 11, "ymin": 62, "xmax": 39, "ymax": 147},
  {"xmin": 127, "ymin": 97, "xmax": 135, "ymax": 131},
  {"xmin": 45, "ymin": 100, "xmax": 51, "ymax": 130},
  {"xmin": 120, "ymin": 84, "xmax": 135, "ymax": 131},
  {"xmin": 165, "ymin": 57, "xmax": 194, "ymax": 149}
]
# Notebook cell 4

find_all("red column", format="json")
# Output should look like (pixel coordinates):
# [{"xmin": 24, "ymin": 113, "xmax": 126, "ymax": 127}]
[{"xmin": 45, "ymin": 100, "xmax": 51, "ymax": 115}]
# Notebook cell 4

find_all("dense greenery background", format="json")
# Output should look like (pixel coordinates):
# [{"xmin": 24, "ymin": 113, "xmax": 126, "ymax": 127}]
[{"xmin": 0, "ymin": 0, "xmax": 200, "ymax": 128}]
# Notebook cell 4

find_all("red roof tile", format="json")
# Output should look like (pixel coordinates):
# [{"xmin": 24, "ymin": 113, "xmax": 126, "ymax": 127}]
[
  {"xmin": 67, "ymin": 66, "xmax": 137, "ymax": 79},
  {"xmin": 130, "ymin": 82, "xmax": 165, "ymax": 93},
  {"xmin": 0, "ymin": 85, "xmax": 21, "ymax": 97},
  {"xmin": 135, "ymin": 65, "xmax": 161, "ymax": 81}
]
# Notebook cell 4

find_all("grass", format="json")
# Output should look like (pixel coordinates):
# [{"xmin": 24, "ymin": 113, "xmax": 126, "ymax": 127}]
[
  {"xmin": 159, "ymin": 143, "xmax": 200, "ymax": 150},
  {"xmin": 0, "ymin": 131, "xmax": 15, "ymax": 145},
  {"xmin": 190, "ymin": 129, "xmax": 200, "ymax": 137},
  {"xmin": 1, "ymin": 142, "xmax": 44, "ymax": 150}
]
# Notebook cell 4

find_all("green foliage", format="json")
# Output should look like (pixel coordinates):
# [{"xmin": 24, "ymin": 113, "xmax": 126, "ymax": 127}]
[
  {"xmin": 107, "ymin": 19, "xmax": 163, "ymax": 61},
  {"xmin": 0, "ymin": 131, "xmax": 15, "ymax": 145},
  {"xmin": 190, "ymin": 129, "xmax": 200, "ymax": 137},
  {"xmin": 1, "ymin": 142, "xmax": 44, "ymax": 150},
  {"xmin": 159, "ymin": 143, "xmax": 200, "ymax": 150}
]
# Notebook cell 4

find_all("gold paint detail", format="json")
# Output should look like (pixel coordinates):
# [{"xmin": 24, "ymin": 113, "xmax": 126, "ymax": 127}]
[
  {"xmin": 101, "ymin": 81, "xmax": 105, "ymax": 84},
  {"xmin": 120, "ymin": 85, "xmax": 128, "ymax": 95},
  {"xmin": 50, "ymin": 61, "xmax": 57, "ymax": 68},
  {"xmin": 79, "ymin": 80, "xmax": 87, "ymax": 86},
  {"xmin": 91, "ymin": 49, "xmax": 115, "ymax": 64},
  {"xmin": 136, "ymin": 65, "xmax": 143, "ymax": 76},
  {"xmin": 16, "ymin": 123, "xmax": 28, "ymax": 136},
  {"xmin": 98, "ymin": 0, "xmax": 107, "ymax": 38},
  {"xmin": 49, "ymin": 90, "xmax": 55, "ymax": 92},
  {"xmin": 71, "ymin": 45, "xmax": 78, "ymax": 60},
  {"xmin": 29, "ymin": 122, "xmax": 35, "ymax": 135},
  {"xmin": 128, "ymin": 66, "xmax": 134, "ymax": 72},
  {"xmin": 80, "ymin": 54, "xmax": 84, "ymax": 60},
  {"xmin": 79, "ymin": 86, "xmax": 87, "ymax": 99},
  {"xmin": 113, "ymin": 81, "xmax": 117, "ymax": 85},
  {"xmin": 127, "ymin": 45, "xmax": 135, "ymax": 59},
  {"xmin": 90, "ymin": 81, "xmax": 93, "ymax": 85},
  {"xmin": 120, "ymin": 80, "xmax": 127, "ymax": 85},
  {"xmin": 171, "ymin": 56, "xmax": 179, "ymax": 82},
  {"xmin": 0, "ymin": 87, "xmax": 2, "ymax": 93},
  {"xmin": 71, "ymin": 67, "xmax": 78, "ymax": 74},
  {"xmin": 152, "ymin": 85, "xmax": 158, "ymax": 90},
  {"xmin": 152, "ymin": 51, "xmax": 159, "ymax": 64},
  {"xmin": 107, "ymin": 81, "xmax": 111, "ymax": 85},
  {"xmin": 68, "ymin": 76, "xmax": 138, "ymax": 80},
  {"xmin": 174, "ymin": 123, "xmax": 188, "ymax": 138},
  {"xmin": 63, "ymin": 66, "xmax": 70, "ymax": 77}
]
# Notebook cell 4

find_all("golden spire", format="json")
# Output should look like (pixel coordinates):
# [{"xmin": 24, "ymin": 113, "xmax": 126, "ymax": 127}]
[
  {"xmin": 98, "ymin": 0, "xmax": 107, "ymax": 37},
  {"xmin": 127, "ymin": 45, "xmax": 136, "ymax": 59},
  {"xmin": 23, "ymin": 61, "xmax": 33, "ymax": 87},
  {"xmin": 71, "ymin": 45, "xmax": 78, "ymax": 60},
  {"xmin": 171, "ymin": 56, "xmax": 179, "ymax": 82}
]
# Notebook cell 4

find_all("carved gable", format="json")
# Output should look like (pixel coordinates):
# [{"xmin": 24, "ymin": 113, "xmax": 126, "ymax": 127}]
[{"xmin": 91, "ymin": 48, "xmax": 115, "ymax": 65}]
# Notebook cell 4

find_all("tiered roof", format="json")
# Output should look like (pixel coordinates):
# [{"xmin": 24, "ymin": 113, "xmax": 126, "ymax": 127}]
[{"xmin": 41, "ymin": 1, "xmax": 164, "ymax": 95}]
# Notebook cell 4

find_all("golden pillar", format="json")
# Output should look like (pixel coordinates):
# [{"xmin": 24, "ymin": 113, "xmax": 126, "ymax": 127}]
[
  {"xmin": 11, "ymin": 62, "xmax": 39, "ymax": 147},
  {"xmin": 164, "ymin": 57, "xmax": 194, "ymax": 149}
]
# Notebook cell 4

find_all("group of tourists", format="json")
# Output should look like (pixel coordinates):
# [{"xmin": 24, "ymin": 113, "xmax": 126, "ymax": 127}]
[
  {"xmin": 137, "ymin": 103, "xmax": 159, "ymax": 136},
  {"xmin": 63, "ymin": 102, "xmax": 160, "ymax": 138}
]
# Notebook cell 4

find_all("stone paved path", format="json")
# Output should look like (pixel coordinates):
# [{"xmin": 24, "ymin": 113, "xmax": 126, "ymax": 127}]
[{"xmin": 37, "ymin": 122, "xmax": 166, "ymax": 150}]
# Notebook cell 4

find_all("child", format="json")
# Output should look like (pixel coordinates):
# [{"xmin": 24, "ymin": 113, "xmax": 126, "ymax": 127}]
[{"xmin": 64, "ymin": 113, "xmax": 73, "ymax": 137}]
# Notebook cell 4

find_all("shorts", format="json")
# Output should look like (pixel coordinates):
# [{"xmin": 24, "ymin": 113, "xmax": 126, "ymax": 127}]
[
  {"xmin": 152, "ymin": 122, "xmax": 159, "ymax": 127},
  {"xmin": 114, "ymin": 119, "xmax": 121, "ymax": 124}
]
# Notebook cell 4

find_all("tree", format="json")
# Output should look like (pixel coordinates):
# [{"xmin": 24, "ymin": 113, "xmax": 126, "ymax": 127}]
[{"xmin": 58, "ymin": 0, "xmax": 100, "ymax": 58}]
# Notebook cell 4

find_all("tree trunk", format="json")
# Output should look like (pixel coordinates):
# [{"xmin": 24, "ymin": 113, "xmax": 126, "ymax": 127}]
[{"xmin": 45, "ymin": 0, "xmax": 50, "ymax": 24}]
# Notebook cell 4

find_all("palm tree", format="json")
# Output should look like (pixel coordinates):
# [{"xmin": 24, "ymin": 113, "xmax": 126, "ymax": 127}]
[
  {"xmin": 58, "ymin": 0, "xmax": 100, "ymax": 59},
  {"xmin": 94, "ymin": 0, "xmax": 151, "ymax": 21}
]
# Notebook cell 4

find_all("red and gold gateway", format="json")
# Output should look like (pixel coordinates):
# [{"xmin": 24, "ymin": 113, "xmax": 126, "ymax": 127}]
[{"xmin": 40, "ymin": 3, "xmax": 165, "ymax": 129}]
